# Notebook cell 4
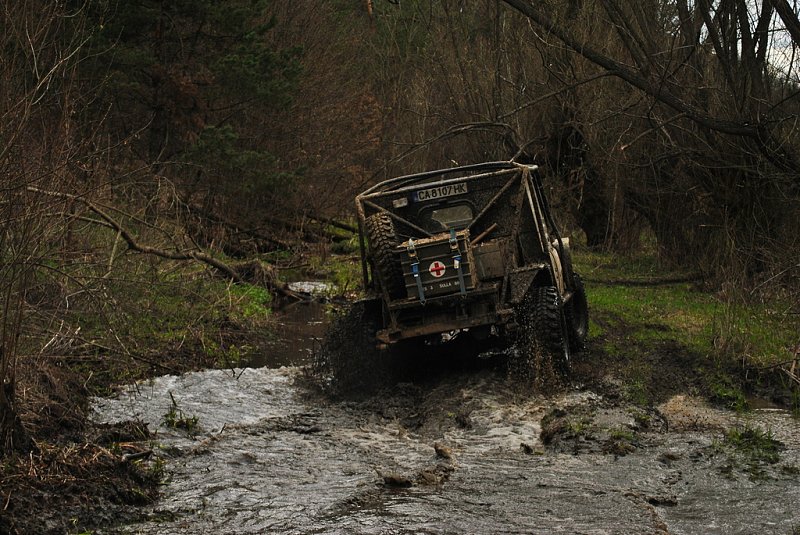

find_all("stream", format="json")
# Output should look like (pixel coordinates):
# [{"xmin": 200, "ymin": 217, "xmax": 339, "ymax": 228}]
[{"xmin": 91, "ymin": 297, "xmax": 800, "ymax": 534}]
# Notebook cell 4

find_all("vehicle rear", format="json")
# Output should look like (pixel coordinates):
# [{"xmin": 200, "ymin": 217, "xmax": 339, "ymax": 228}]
[{"xmin": 356, "ymin": 162, "xmax": 568, "ymax": 346}]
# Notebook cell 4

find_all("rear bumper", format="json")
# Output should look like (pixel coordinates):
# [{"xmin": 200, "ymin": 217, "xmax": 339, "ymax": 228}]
[{"xmin": 377, "ymin": 286, "xmax": 515, "ymax": 343}]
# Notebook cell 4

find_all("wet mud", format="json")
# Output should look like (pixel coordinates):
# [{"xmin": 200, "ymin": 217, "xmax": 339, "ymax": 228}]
[{"xmin": 92, "ymin": 360, "xmax": 800, "ymax": 534}]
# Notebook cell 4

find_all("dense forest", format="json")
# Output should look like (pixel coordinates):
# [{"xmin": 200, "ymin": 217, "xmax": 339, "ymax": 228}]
[{"xmin": 2, "ymin": 0, "xmax": 800, "ymax": 489}]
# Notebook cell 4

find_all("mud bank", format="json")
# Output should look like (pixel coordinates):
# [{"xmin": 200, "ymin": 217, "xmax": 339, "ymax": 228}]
[{"xmin": 92, "ymin": 365, "xmax": 800, "ymax": 534}]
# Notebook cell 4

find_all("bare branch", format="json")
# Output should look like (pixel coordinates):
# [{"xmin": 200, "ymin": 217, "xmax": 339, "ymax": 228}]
[
  {"xmin": 24, "ymin": 186, "xmax": 299, "ymax": 299},
  {"xmin": 500, "ymin": 0, "xmax": 761, "ymax": 137},
  {"xmin": 767, "ymin": 0, "xmax": 800, "ymax": 48}
]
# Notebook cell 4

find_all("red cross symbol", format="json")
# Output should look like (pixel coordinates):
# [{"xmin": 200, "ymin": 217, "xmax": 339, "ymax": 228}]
[{"xmin": 429, "ymin": 261, "xmax": 446, "ymax": 278}]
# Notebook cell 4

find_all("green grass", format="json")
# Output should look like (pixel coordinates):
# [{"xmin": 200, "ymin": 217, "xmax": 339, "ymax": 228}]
[
  {"xmin": 305, "ymin": 252, "xmax": 363, "ymax": 296},
  {"xmin": 588, "ymin": 282, "xmax": 717, "ymax": 354},
  {"xmin": 572, "ymin": 248, "xmax": 799, "ymax": 408},
  {"xmin": 575, "ymin": 250, "xmax": 799, "ymax": 369},
  {"xmin": 229, "ymin": 283, "xmax": 273, "ymax": 319},
  {"xmin": 54, "ymin": 253, "xmax": 282, "ymax": 391}
]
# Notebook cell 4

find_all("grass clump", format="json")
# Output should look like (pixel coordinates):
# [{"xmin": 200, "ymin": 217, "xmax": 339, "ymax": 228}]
[
  {"xmin": 718, "ymin": 424, "xmax": 784, "ymax": 480},
  {"xmin": 162, "ymin": 392, "xmax": 200, "ymax": 436},
  {"xmin": 724, "ymin": 424, "xmax": 782, "ymax": 463}
]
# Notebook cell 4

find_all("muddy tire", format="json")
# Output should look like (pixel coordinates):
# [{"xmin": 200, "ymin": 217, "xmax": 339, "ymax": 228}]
[
  {"xmin": 364, "ymin": 213, "xmax": 405, "ymax": 299},
  {"xmin": 520, "ymin": 286, "xmax": 571, "ymax": 375},
  {"xmin": 566, "ymin": 272, "xmax": 589, "ymax": 352}
]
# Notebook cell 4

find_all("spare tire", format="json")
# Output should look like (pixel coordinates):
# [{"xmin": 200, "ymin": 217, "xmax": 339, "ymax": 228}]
[{"xmin": 364, "ymin": 213, "xmax": 406, "ymax": 299}]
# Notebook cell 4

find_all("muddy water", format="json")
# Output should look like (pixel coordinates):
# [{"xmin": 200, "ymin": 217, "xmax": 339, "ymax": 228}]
[
  {"xmin": 244, "ymin": 281, "xmax": 332, "ymax": 368},
  {"xmin": 92, "ymin": 359, "xmax": 800, "ymax": 534},
  {"xmin": 246, "ymin": 299, "xmax": 329, "ymax": 368},
  {"xmin": 90, "ymin": 291, "xmax": 800, "ymax": 533}
]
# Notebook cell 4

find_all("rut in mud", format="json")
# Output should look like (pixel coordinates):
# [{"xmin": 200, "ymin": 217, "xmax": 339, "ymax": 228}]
[{"xmin": 91, "ymin": 318, "xmax": 800, "ymax": 534}]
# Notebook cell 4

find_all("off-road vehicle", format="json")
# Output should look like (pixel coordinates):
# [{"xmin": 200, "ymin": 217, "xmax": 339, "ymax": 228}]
[{"xmin": 354, "ymin": 161, "xmax": 588, "ymax": 371}]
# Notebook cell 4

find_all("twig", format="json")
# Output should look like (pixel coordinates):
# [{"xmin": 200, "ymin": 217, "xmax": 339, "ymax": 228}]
[
  {"xmin": 104, "ymin": 230, "xmax": 122, "ymax": 279},
  {"xmin": 69, "ymin": 335, "xmax": 181, "ymax": 374},
  {"xmin": 749, "ymin": 263, "xmax": 800, "ymax": 295},
  {"xmin": 782, "ymin": 365, "xmax": 800, "ymax": 387},
  {"xmin": 121, "ymin": 450, "xmax": 153, "ymax": 463},
  {"xmin": 753, "ymin": 357, "xmax": 800, "ymax": 371}
]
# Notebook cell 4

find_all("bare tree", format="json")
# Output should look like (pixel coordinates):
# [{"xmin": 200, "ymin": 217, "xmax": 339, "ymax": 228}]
[
  {"xmin": 490, "ymin": 0, "xmax": 800, "ymax": 282},
  {"xmin": 0, "ymin": 1, "xmax": 92, "ymax": 455}
]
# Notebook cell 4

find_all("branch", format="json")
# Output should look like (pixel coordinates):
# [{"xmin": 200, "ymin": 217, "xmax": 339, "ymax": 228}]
[
  {"xmin": 304, "ymin": 214, "xmax": 358, "ymax": 234},
  {"xmin": 767, "ymin": 0, "xmax": 800, "ymax": 48},
  {"xmin": 364, "ymin": 121, "xmax": 519, "ymax": 188},
  {"xmin": 500, "ymin": 0, "xmax": 760, "ymax": 138},
  {"xmin": 25, "ymin": 187, "xmax": 298, "ymax": 299},
  {"xmin": 497, "ymin": 70, "xmax": 614, "ymax": 121},
  {"xmin": 184, "ymin": 203, "xmax": 293, "ymax": 250}
]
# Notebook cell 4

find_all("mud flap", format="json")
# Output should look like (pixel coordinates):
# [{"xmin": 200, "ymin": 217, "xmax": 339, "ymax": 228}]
[{"xmin": 507, "ymin": 268, "xmax": 542, "ymax": 305}]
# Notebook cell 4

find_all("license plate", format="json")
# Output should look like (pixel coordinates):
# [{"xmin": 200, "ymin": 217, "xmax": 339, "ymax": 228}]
[{"xmin": 413, "ymin": 182, "xmax": 468, "ymax": 202}]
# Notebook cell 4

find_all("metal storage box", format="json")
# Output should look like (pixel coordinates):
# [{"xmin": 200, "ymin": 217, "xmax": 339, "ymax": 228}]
[{"xmin": 399, "ymin": 230, "xmax": 475, "ymax": 300}]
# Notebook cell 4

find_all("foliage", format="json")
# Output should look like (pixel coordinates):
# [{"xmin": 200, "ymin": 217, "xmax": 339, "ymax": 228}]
[
  {"xmin": 182, "ymin": 125, "xmax": 294, "ymax": 199},
  {"xmin": 229, "ymin": 283, "xmax": 273, "ymax": 320},
  {"xmin": 77, "ymin": 0, "xmax": 303, "ymax": 230}
]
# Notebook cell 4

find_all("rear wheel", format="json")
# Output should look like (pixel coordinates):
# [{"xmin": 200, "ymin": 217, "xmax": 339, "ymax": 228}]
[
  {"xmin": 519, "ymin": 286, "xmax": 571, "ymax": 375},
  {"xmin": 364, "ymin": 213, "xmax": 405, "ymax": 299}
]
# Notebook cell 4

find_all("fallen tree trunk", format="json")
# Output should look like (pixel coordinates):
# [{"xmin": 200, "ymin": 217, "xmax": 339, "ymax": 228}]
[{"xmin": 26, "ymin": 187, "xmax": 301, "ymax": 300}]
